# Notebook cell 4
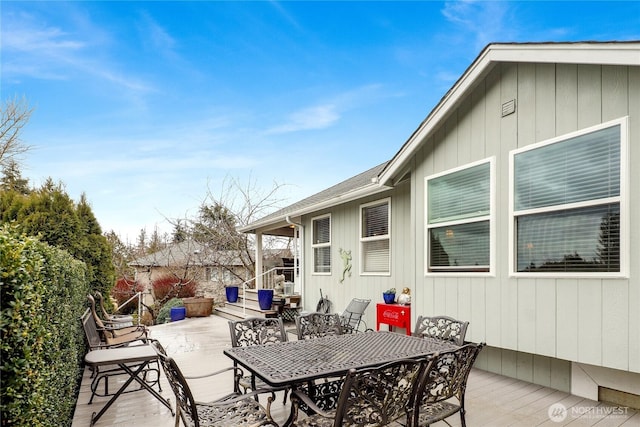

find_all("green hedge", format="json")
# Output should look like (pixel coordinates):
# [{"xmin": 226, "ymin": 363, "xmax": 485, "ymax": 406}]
[{"xmin": 1, "ymin": 225, "xmax": 89, "ymax": 426}]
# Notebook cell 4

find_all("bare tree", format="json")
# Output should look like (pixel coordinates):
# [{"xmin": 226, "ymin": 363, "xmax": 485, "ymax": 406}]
[
  {"xmin": 1, "ymin": 96, "xmax": 34, "ymax": 169},
  {"xmin": 165, "ymin": 175, "xmax": 290, "ymax": 286}
]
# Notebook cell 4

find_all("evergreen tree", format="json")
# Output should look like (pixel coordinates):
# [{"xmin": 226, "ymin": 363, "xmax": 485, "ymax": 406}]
[
  {"xmin": 0, "ymin": 180, "xmax": 115, "ymax": 295},
  {"xmin": 0, "ymin": 159, "xmax": 30, "ymax": 194}
]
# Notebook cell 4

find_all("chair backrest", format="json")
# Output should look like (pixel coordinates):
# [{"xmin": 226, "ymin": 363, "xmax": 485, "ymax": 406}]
[
  {"xmin": 81, "ymin": 308, "xmax": 104, "ymax": 350},
  {"xmin": 94, "ymin": 292, "xmax": 133, "ymax": 324},
  {"xmin": 151, "ymin": 341, "xmax": 199, "ymax": 427},
  {"xmin": 228, "ymin": 317, "xmax": 288, "ymax": 348},
  {"xmin": 413, "ymin": 315, "xmax": 469, "ymax": 346},
  {"xmin": 94, "ymin": 292, "xmax": 113, "ymax": 319},
  {"xmin": 86, "ymin": 295, "xmax": 116, "ymax": 340},
  {"xmin": 295, "ymin": 312, "xmax": 343, "ymax": 340},
  {"xmin": 332, "ymin": 357, "xmax": 431, "ymax": 426},
  {"xmin": 340, "ymin": 298, "xmax": 370, "ymax": 332},
  {"xmin": 417, "ymin": 342, "xmax": 485, "ymax": 407}
]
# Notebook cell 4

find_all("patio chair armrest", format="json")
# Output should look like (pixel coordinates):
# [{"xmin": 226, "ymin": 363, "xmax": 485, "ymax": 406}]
[
  {"xmin": 183, "ymin": 365, "xmax": 243, "ymax": 380},
  {"xmin": 290, "ymin": 389, "xmax": 333, "ymax": 418},
  {"xmin": 108, "ymin": 325, "xmax": 148, "ymax": 338}
]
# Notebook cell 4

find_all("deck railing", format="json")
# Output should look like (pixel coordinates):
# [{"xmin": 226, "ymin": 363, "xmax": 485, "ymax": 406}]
[
  {"xmin": 116, "ymin": 291, "xmax": 144, "ymax": 325},
  {"xmin": 237, "ymin": 266, "xmax": 295, "ymax": 316}
]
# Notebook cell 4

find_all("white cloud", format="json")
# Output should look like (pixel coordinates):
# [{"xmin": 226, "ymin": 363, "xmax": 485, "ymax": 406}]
[
  {"xmin": 266, "ymin": 104, "xmax": 340, "ymax": 134},
  {"xmin": 441, "ymin": 1, "xmax": 514, "ymax": 50}
]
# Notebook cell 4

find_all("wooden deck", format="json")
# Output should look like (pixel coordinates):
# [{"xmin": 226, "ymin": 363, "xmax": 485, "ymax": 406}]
[{"xmin": 72, "ymin": 315, "xmax": 639, "ymax": 427}]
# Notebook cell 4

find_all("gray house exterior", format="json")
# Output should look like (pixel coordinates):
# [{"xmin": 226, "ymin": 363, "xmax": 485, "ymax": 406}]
[{"xmin": 240, "ymin": 42, "xmax": 640, "ymax": 404}]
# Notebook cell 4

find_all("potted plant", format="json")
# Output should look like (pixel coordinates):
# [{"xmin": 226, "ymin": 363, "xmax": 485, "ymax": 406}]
[
  {"xmin": 225, "ymin": 284, "xmax": 239, "ymax": 303},
  {"xmin": 383, "ymin": 288, "xmax": 396, "ymax": 304},
  {"xmin": 183, "ymin": 296, "xmax": 214, "ymax": 317},
  {"xmin": 257, "ymin": 288, "xmax": 274, "ymax": 310}
]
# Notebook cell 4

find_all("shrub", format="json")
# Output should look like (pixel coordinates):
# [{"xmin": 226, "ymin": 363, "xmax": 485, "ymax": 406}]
[
  {"xmin": 156, "ymin": 297, "xmax": 184, "ymax": 324},
  {"xmin": 112, "ymin": 277, "xmax": 144, "ymax": 314},
  {"xmin": 152, "ymin": 275, "xmax": 196, "ymax": 303},
  {"xmin": 0, "ymin": 225, "xmax": 89, "ymax": 426}
]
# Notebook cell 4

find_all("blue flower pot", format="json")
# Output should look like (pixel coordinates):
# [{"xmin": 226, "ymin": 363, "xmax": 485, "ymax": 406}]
[
  {"xmin": 225, "ymin": 286, "xmax": 239, "ymax": 303},
  {"xmin": 258, "ymin": 289, "xmax": 274, "ymax": 310},
  {"xmin": 170, "ymin": 306, "xmax": 186, "ymax": 321},
  {"xmin": 383, "ymin": 293, "xmax": 396, "ymax": 304}
]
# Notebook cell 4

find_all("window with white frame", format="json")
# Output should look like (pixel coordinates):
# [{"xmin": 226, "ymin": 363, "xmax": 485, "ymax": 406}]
[
  {"xmin": 360, "ymin": 198, "xmax": 390, "ymax": 274},
  {"xmin": 312, "ymin": 215, "xmax": 331, "ymax": 274},
  {"xmin": 426, "ymin": 159, "xmax": 492, "ymax": 273},
  {"xmin": 511, "ymin": 118, "xmax": 625, "ymax": 275}
]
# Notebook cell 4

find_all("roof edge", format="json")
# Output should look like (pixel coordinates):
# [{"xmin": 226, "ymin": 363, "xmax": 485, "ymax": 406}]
[{"xmin": 377, "ymin": 41, "xmax": 640, "ymax": 185}]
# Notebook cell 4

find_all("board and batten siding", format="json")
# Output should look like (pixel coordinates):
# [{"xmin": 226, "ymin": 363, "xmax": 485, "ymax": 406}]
[
  {"xmin": 409, "ymin": 62, "xmax": 639, "ymax": 389},
  {"xmin": 300, "ymin": 180, "xmax": 412, "ymax": 329}
]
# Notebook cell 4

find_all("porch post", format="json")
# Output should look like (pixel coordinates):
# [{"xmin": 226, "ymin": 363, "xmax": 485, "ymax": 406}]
[{"xmin": 255, "ymin": 231, "xmax": 263, "ymax": 289}]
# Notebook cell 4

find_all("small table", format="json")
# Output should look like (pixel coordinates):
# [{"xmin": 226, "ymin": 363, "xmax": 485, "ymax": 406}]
[
  {"xmin": 376, "ymin": 303, "xmax": 412, "ymax": 335},
  {"xmin": 84, "ymin": 345, "xmax": 173, "ymax": 425},
  {"xmin": 273, "ymin": 294, "xmax": 301, "ymax": 322},
  {"xmin": 224, "ymin": 331, "xmax": 455, "ymax": 387}
]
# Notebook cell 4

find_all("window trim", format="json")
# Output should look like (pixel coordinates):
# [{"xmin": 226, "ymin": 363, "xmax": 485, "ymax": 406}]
[
  {"xmin": 424, "ymin": 157, "xmax": 495, "ymax": 277},
  {"xmin": 311, "ymin": 214, "xmax": 332, "ymax": 275},
  {"xmin": 509, "ymin": 117, "xmax": 629, "ymax": 278},
  {"xmin": 359, "ymin": 198, "xmax": 391, "ymax": 276}
]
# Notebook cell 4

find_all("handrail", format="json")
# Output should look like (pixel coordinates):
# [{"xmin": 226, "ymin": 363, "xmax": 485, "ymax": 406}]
[
  {"xmin": 116, "ymin": 291, "xmax": 145, "ymax": 326},
  {"xmin": 238, "ymin": 266, "xmax": 295, "ymax": 316}
]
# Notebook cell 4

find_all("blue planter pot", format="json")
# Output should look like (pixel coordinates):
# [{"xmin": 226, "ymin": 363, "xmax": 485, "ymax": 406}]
[
  {"xmin": 383, "ymin": 293, "xmax": 396, "ymax": 304},
  {"xmin": 170, "ymin": 306, "xmax": 186, "ymax": 321},
  {"xmin": 225, "ymin": 286, "xmax": 239, "ymax": 303},
  {"xmin": 258, "ymin": 289, "xmax": 274, "ymax": 310}
]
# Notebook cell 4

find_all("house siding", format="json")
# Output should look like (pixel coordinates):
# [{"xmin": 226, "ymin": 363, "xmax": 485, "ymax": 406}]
[
  {"xmin": 301, "ymin": 181, "xmax": 412, "ymax": 320},
  {"xmin": 408, "ymin": 62, "xmax": 639, "ymax": 391},
  {"xmin": 298, "ymin": 60, "xmax": 639, "ymax": 396}
]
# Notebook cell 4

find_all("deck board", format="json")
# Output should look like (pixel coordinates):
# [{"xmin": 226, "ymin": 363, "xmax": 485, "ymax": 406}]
[{"xmin": 72, "ymin": 316, "xmax": 638, "ymax": 427}]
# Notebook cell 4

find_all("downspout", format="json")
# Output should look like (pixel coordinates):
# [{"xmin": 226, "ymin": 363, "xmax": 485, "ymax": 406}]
[{"xmin": 285, "ymin": 216, "xmax": 304, "ymax": 296}]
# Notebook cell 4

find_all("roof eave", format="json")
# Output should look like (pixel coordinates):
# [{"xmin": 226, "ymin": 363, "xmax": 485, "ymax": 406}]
[
  {"xmin": 238, "ymin": 181, "xmax": 387, "ymax": 234},
  {"xmin": 378, "ymin": 41, "xmax": 640, "ymax": 186}
]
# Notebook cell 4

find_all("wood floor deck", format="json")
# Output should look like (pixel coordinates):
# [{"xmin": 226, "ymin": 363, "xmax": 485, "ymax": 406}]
[{"xmin": 72, "ymin": 316, "xmax": 639, "ymax": 427}]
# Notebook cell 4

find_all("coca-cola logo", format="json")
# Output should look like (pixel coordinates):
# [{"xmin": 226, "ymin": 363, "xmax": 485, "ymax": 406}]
[{"xmin": 383, "ymin": 310, "xmax": 400, "ymax": 320}]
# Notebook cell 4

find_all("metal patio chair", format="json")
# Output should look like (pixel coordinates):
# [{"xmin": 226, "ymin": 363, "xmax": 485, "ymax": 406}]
[
  {"xmin": 339, "ymin": 298, "xmax": 371, "ymax": 333},
  {"xmin": 413, "ymin": 315, "xmax": 469, "ymax": 346},
  {"xmin": 80, "ymin": 309, "xmax": 158, "ymax": 404},
  {"xmin": 87, "ymin": 295, "xmax": 148, "ymax": 346},
  {"xmin": 295, "ymin": 312, "xmax": 343, "ymax": 340},
  {"xmin": 228, "ymin": 317, "xmax": 290, "ymax": 403},
  {"xmin": 289, "ymin": 357, "xmax": 433, "ymax": 426},
  {"xmin": 94, "ymin": 292, "xmax": 134, "ymax": 328},
  {"xmin": 414, "ymin": 342, "xmax": 485, "ymax": 427},
  {"xmin": 151, "ymin": 341, "xmax": 278, "ymax": 427}
]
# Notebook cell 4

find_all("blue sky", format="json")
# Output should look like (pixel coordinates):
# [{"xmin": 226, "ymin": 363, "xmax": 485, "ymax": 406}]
[{"xmin": 2, "ymin": 1, "xmax": 639, "ymax": 242}]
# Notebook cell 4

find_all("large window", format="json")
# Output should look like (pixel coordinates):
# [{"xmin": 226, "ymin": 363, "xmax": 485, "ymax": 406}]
[
  {"xmin": 511, "ymin": 118, "xmax": 626, "ymax": 276},
  {"xmin": 360, "ymin": 199, "xmax": 390, "ymax": 274},
  {"xmin": 426, "ymin": 159, "xmax": 493, "ymax": 273},
  {"xmin": 312, "ymin": 215, "xmax": 331, "ymax": 274}
]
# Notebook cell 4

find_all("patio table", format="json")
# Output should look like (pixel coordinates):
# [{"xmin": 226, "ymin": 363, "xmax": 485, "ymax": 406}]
[
  {"xmin": 84, "ymin": 345, "xmax": 173, "ymax": 425},
  {"xmin": 223, "ymin": 330, "xmax": 457, "ymax": 387}
]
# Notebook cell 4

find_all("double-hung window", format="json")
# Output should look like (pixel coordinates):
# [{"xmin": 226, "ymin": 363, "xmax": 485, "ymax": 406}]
[
  {"xmin": 312, "ymin": 214, "xmax": 331, "ymax": 274},
  {"xmin": 511, "ymin": 118, "xmax": 627, "ymax": 276},
  {"xmin": 426, "ymin": 159, "xmax": 493, "ymax": 273},
  {"xmin": 360, "ymin": 198, "xmax": 390, "ymax": 274}
]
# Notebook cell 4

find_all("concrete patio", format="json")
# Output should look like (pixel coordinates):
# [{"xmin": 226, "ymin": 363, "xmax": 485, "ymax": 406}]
[{"xmin": 72, "ymin": 315, "xmax": 639, "ymax": 426}]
